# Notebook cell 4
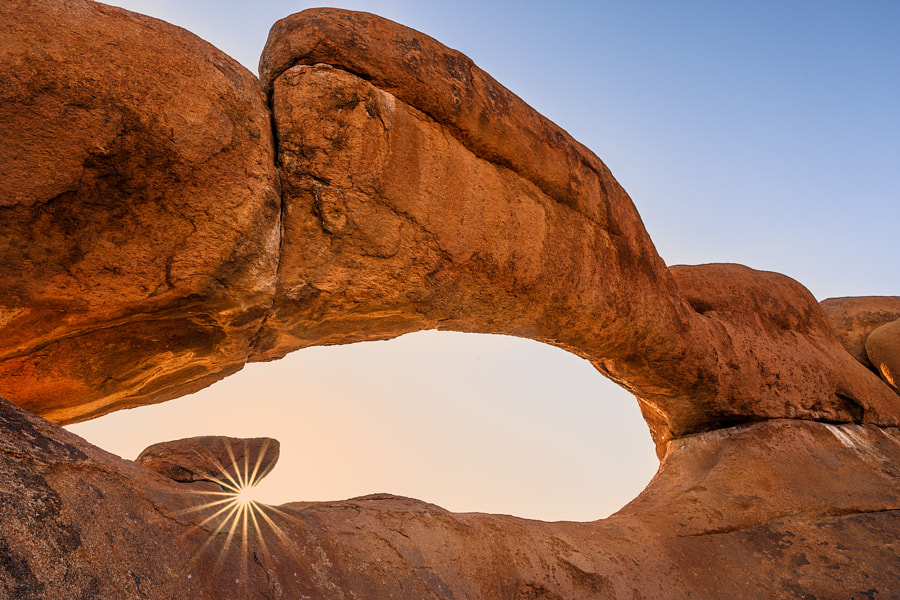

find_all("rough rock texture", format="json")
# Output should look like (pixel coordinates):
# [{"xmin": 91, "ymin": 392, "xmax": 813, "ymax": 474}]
[
  {"xmin": 136, "ymin": 436, "xmax": 280, "ymax": 488},
  {"xmin": 257, "ymin": 10, "xmax": 900, "ymax": 447},
  {"xmin": 0, "ymin": 0, "xmax": 280, "ymax": 423},
  {"xmin": 1, "ymin": 2, "xmax": 900, "ymax": 598},
  {"xmin": 1, "ymin": 3, "xmax": 897, "ymax": 448},
  {"xmin": 867, "ymin": 319, "xmax": 900, "ymax": 391},
  {"xmin": 2, "ymin": 397, "xmax": 899, "ymax": 599}
]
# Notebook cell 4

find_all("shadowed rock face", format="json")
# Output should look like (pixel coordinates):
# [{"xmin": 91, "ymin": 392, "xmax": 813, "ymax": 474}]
[
  {"xmin": 137, "ymin": 436, "xmax": 280, "ymax": 489},
  {"xmin": 1, "ymin": 2, "xmax": 899, "ymax": 598}
]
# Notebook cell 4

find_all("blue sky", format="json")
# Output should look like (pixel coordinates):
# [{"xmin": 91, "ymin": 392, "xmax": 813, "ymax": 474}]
[{"xmin": 70, "ymin": 1, "xmax": 899, "ymax": 520}]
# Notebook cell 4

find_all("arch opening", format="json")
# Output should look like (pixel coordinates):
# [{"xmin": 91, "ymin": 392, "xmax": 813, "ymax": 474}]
[{"xmin": 67, "ymin": 331, "xmax": 659, "ymax": 522}]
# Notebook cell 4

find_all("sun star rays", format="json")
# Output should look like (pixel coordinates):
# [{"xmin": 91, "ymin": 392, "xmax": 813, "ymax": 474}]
[{"xmin": 173, "ymin": 438, "xmax": 300, "ymax": 585}]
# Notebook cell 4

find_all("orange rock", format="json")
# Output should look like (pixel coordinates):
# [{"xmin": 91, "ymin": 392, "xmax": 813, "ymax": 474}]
[
  {"xmin": 1, "ymin": 3, "xmax": 898, "ymax": 449},
  {"xmin": 258, "ymin": 10, "xmax": 900, "ymax": 448},
  {"xmin": 0, "ymin": 3, "xmax": 899, "ymax": 597},
  {"xmin": 0, "ymin": 0, "xmax": 280, "ymax": 422},
  {"xmin": 3, "ymin": 394, "xmax": 900, "ymax": 598},
  {"xmin": 867, "ymin": 319, "xmax": 900, "ymax": 391},
  {"xmin": 820, "ymin": 296, "xmax": 900, "ymax": 370},
  {"xmin": 667, "ymin": 264, "xmax": 898, "ymax": 432}
]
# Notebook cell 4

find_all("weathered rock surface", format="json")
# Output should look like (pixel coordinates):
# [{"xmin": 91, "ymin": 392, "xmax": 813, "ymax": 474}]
[
  {"xmin": 821, "ymin": 295, "xmax": 900, "ymax": 371},
  {"xmin": 2, "ymin": 397, "xmax": 899, "ymax": 599},
  {"xmin": 136, "ymin": 436, "xmax": 280, "ymax": 488},
  {"xmin": 867, "ymin": 318, "xmax": 900, "ymax": 391},
  {"xmin": 0, "ymin": 0, "xmax": 280, "ymax": 423},
  {"xmin": 257, "ymin": 9, "xmax": 900, "ymax": 447},
  {"xmin": 0, "ymin": 3, "xmax": 897, "ymax": 448},
  {"xmin": 1, "ymin": 2, "xmax": 900, "ymax": 598}
]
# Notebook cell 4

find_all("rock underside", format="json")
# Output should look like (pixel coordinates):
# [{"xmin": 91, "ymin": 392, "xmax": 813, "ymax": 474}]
[{"xmin": 0, "ymin": 1, "xmax": 899, "ymax": 598}]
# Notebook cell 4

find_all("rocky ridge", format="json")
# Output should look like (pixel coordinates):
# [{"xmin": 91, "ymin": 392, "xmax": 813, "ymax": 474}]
[
  {"xmin": 0, "ymin": 0, "xmax": 280, "ymax": 423},
  {"xmin": 1, "ymin": 2, "xmax": 897, "ymax": 447},
  {"xmin": 0, "ymin": 1, "xmax": 899, "ymax": 598}
]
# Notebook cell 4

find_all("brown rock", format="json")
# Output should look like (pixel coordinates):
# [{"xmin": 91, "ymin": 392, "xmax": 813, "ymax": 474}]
[
  {"xmin": 3, "ymin": 395, "xmax": 900, "ymax": 598},
  {"xmin": 666, "ymin": 264, "xmax": 898, "ymax": 431},
  {"xmin": 867, "ymin": 318, "xmax": 900, "ymax": 391},
  {"xmin": 257, "ymin": 10, "xmax": 900, "ymax": 448},
  {"xmin": 259, "ymin": 7, "xmax": 647, "ymax": 228},
  {"xmin": 0, "ymin": 2, "xmax": 898, "ymax": 451},
  {"xmin": 136, "ymin": 436, "xmax": 280, "ymax": 489},
  {"xmin": 820, "ymin": 296, "xmax": 900, "ymax": 370},
  {"xmin": 0, "ymin": 0, "xmax": 280, "ymax": 423},
  {"xmin": 1, "ymin": 5, "xmax": 900, "ymax": 595}
]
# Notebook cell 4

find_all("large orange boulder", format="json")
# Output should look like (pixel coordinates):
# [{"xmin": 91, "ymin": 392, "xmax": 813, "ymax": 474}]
[{"xmin": 0, "ymin": 0, "xmax": 280, "ymax": 423}]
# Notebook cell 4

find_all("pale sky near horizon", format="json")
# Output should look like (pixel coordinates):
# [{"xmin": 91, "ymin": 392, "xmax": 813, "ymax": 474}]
[{"xmin": 68, "ymin": 1, "xmax": 899, "ymax": 521}]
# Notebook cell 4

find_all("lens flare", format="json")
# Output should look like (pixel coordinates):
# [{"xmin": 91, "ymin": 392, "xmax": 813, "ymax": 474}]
[
  {"xmin": 234, "ymin": 484, "xmax": 259, "ymax": 507},
  {"xmin": 172, "ymin": 438, "xmax": 300, "ymax": 587}
]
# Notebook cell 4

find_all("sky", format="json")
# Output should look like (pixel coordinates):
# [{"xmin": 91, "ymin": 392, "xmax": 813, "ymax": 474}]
[{"xmin": 68, "ymin": 1, "xmax": 899, "ymax": 522}]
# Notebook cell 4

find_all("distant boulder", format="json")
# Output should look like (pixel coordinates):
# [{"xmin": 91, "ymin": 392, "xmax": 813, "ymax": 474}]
[
  {"xmin": 820, "ymin": 296, "xmax": 900, "ymax": 370},
  {"xmin": 867, "ymin": 318, "xmax": 900, "ymax": 391}
]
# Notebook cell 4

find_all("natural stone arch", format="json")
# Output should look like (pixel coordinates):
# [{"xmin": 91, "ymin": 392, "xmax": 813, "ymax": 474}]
[
  {"xmin": 68, "ymin": 329, "xmax": 659, "ymax": 521},
  {"xmin": 1, "ymin": 3, "xmax": 900, "ymax": 598},
  {"xmin": 253, "ymin": 9, "xmax": 899, "ymax": 452},
  {"xmin": 0, "ymin": 4, "xmax": 897, "ymax": 456}
]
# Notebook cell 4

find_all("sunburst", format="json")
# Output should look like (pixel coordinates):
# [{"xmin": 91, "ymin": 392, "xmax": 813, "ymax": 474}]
[{"xmin": 174, "ymin": 438, "xmax": 299, "ymax": 584}]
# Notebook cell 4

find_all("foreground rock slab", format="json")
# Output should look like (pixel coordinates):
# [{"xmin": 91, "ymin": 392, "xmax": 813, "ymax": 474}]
[{"xmin": 1, "ymin": 397, "xmax": 898, "ymax": 598}]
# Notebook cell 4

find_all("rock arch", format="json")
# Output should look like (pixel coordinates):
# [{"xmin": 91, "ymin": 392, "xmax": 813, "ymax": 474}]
[
  {"xmin": 2, "ymin": 3, "xmax": 900, "ymax": 597},
  {"xmin": 1, "ymin": 4, "xmax": 896, "ymax": 454}
]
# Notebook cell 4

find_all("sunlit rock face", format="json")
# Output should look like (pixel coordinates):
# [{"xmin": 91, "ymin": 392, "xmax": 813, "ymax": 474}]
[
  {"xmin": 0, "ymin": 0, "xmax": 280, "ymax": 424},
  {"xmin": 1, "ymin": 1, "xmax": 900, "ymax": 598},
  {"xmin": 3, "ymin": 1, "xmax": 897, "ymax": 448},
  {"xmin": 257, "ymin": 8, "xmax": 899, "ymax": 446},
  {"xmin": 867, "ymin": 319, "xmax": 900, "ymax": 391}
]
